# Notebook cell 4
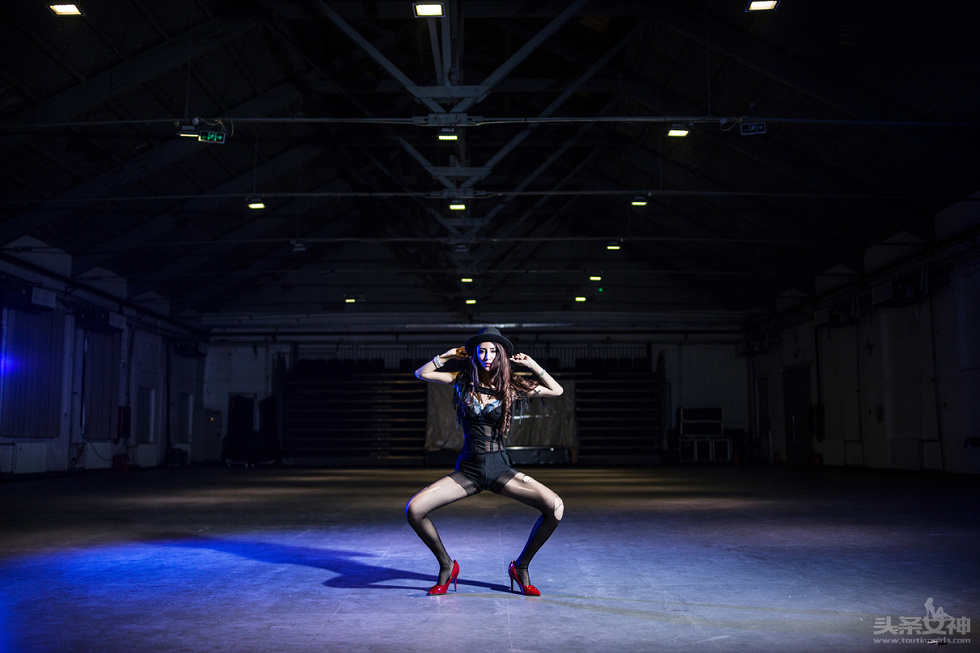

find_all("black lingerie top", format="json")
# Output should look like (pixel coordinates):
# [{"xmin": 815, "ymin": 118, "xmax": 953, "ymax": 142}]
[{"xmin": 459, "ymin": 386, "xmax": 506, "ymax": 454}]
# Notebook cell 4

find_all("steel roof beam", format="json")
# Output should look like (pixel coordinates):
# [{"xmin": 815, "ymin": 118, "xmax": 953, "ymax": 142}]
[
  {"xmin": 2, "ymin": 84, "xmax": 300, "ymax": 249},
  {"xmin": 3, "ymin": 16, "xmax": 254, "ymax": 144},
  {"xmin": 122, "ymin": 159, "xmax": 336, "ymax": 299},
  {"xmin": 450, "ymin": 0, "xmax": 590, "ymax": 114},
  {"xmin": 72, "ymin": 144, "xmax": 317, "ymax": 276},
  {"xmin": 315, "ymin": 0, "xmax": 445, "ymax": 114}
]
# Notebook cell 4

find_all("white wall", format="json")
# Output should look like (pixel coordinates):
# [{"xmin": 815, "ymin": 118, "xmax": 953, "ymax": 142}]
[
  {"xmin": 746, "ymin": 259, "xmax": 979, "ymax": 473},
  {"xmin": 932, "ymin": 259, "xmax": 980, "ymax": 473},
  {"xmin": 202, "ymin": 344, "xmax": 290, "ymax": 438},
  {"xmin": 814, "ymin": 324, "xmax": 861, "ymax": 466},
  {"xmin": 666, "ymin": 343, "xmax": 749, "ymax": 433}
]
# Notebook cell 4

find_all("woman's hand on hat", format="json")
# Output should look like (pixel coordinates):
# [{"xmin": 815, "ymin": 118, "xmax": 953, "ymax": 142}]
[
  {"xmin": 511, "ymin": 353, "xmax": 538, "ymax": 368},
  {"xmin": 512, "ymin": 353, "xmax": 546, "ymax": 375},
  {"xmin": 427, "ymin": 347, "xmax": 468, "ymax": 374}
]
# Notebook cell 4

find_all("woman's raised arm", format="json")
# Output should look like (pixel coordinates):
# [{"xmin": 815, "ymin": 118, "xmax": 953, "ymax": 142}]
[
  {"xmin": 415, "ymin": 347, "xmax": 466, "ymax": 384},
  {"xmin": 510, "ymin": 353, "xmax": 563, "ymax": 397}
]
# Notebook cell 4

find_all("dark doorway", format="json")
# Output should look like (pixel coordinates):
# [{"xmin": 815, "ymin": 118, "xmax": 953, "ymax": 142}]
[
  {"xmin": 782, "ymin": 365, "xmax": 814, "ymax": 467},
  {"xmin": 227, "ymin": 395, "xmax": 255, "ymax": 436},
  {"xmin": 755, "ymin": 376, "xmax": 771, "ymax": 463}
]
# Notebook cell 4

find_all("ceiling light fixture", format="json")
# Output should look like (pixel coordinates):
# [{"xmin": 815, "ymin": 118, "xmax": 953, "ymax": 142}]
[
  {"xmin": 589, "ymin": 275, "xmax": 602, "ymax": 281},
  {"xmin": 247, "ymin": 197, "xmax": 265, "ymax": 210},
  {"xmin": 460, "ymin": 277, "xmax": 473, "ymax": 283},
  {"xmin": 49, "ymin": 4, "xmax": 83, "ymax": 16},
  {"xmin": 449, "ymin": 202, "xmax": 466, "ymax": 211},
  {"xmin": 631, "ymin": 196, "xmax": 648, "ymax": 206},
  {"xmin": 575, "ymin": 297, "xmax": 587, "ymax": 302},
  {"xmin": 413, "ymin": 3, "xmax": 444, "ymax": 17},
  {"xmin": 746, "ymin": 0, "xmax": 779, "ymax": 10},
  {"xmin": 667, "ymin": 124, "xmax": 690, "ymax": 137},
  {"xmin": 606, "ymin": 241, "xmax": 621, "ymax": 251},
  {"xmin": 465, "ymin": 299, "xmax": 476, "ymax": 305},
  {"xmin": 438, "ymin": 127, "xmax": 458, "ymax": 141},
  {"xmin": 345, "ymin": 298, "xmax": 356, "ymax": 304}
]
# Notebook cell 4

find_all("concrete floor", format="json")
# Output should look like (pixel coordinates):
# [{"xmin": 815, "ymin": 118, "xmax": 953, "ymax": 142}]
[{"xmin": 1, "ymin": 464, "xmax": 977, "ymax": 653}]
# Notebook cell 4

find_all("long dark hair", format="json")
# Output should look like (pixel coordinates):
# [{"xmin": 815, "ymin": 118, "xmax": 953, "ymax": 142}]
[{"xmin": 453, "ymin": 347, "xmax": 538, "ymax": 436}]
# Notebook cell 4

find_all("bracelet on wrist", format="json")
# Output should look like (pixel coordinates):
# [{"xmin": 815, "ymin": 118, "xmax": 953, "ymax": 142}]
[{"xmin": 432, "ymin": 354, "xmax": 444, "ymax": 369}]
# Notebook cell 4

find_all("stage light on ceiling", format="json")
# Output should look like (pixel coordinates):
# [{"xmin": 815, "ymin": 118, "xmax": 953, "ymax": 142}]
[
  {"xmin": 413, "ymin": 3, "xmax": 444, "ymax": 17},
  {"xmin": 345, "ymin": 298, "xmax": 357, "ymax": 303},
  {"xmin": 465, "ymin": 299, "xmax": 476, "ymax": 305},
  {"xmin": 449, "ymin": 202, "xmax": 466, "ymax": 211},
  {"xmin": 575, "ymin": 296, "xmax": 587, "ymax": 302},
  {"xmin": 247, "ymin": 197, "xmax": 265, "ymax": 210},
  {"xmin": 589, "ymin": 275, "xmax": 602, "ymax": 281},
  {"xmin": 438, "ymin": 127, "xmax": 458, "ymax": 141},
  {"xmin": 631, "ymin": 196, "xmax": 648, "ymax": 206},
  {"xmin": 49, "ymin": 4, "xmax": 83, "ymax": 16},
  {"xmin": 606, "ymin": 241, "xmax": 621, "ymax": 251},
  {"xmin": 746, "ymin": 0, "xmax": 779, "ymax": 10},
  {"xmin": 460, "ymin": 277, "xmax": 473, "ymax": 283},
  {"xmin": 667, "ymin": 124, "xmax": 690, "ymax": 137}
]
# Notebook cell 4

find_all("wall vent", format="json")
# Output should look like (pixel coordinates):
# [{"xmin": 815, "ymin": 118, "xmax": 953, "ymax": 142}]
[{"xmin": 31, "ymin": 287, "xmax": 58, "ymax": 309}]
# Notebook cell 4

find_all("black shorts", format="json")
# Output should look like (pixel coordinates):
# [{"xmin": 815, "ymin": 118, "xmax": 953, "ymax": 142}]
[{"xmin": 453, "ymin": 451, "xmax": 520, "ymax": 493}]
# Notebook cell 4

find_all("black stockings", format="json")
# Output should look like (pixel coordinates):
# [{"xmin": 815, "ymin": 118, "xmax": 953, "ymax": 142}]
[
  {"xmin": 405, "ymin": 471, "xmax": 564, "ymax": 586},
  {"xmin": 405, "ymin": 474, "xmax": 474, "ymax": 584},
  {"xmin": 496, "ymin": 472, "xmax": 564, "ymax": 585}
]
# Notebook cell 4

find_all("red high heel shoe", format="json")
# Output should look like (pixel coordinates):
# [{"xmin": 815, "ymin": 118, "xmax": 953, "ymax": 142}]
[
  {"xmin": 508, "ymin": 561, "xmax": 541, "ymax": 596},
  {"xmin": 427, "ymin": 560, "xmax": 459, "ymax": 595}
]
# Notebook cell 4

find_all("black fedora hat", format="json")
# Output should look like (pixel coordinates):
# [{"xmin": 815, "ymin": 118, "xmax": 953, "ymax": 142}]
[{"xmin": 464, "ymin": 326, "xmax": 514, "ymax": 356}]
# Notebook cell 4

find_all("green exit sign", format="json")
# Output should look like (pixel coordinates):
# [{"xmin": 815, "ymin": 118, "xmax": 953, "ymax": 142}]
[{"xmin": 197, "ymin": 130, "xmax": 226, "ymax": 144}]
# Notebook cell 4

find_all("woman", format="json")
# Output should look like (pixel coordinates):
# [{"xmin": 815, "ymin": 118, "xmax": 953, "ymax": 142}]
[{"xmin": 406, "ymin": 326, "xmax": 565, "ymax": 596}]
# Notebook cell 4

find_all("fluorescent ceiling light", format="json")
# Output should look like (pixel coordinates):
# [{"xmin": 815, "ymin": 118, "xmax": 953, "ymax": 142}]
[
  {"xmin": 49, "ymin": 4, "xmax": 83, "ymax": 16},
  {"xmin": 460, "ymin": 277, "xmax": 473, "ymax": 283},
  {"xmin": 438, "ymin": 127, "xmax": 458, "ymax": 141},
  {"xmin": 247, "ymin": 198, "xmax": 265, "ymax": 210},
  {"xmin": 631, "ymin": 196, "xmax": 648, "ymax": 206},
  {"xmin": 449, "ymin": 202, "xmax": 466, "ymax": 211},
  {"xmin": 413, "ymin": 3, "xmax": 444, "ymax": 17},
  {"xmin": 667, "ymin": 125, "xmax": 689, "ymax": 137},
  {"xmin": 345, "ymin": 298, "xmax": 356, "ymax": 303},
  {"xmin": 575, "ymin": 297, "xmax": 587, "ymax": 302},
  {"xmin": 465, "ymin": 299, "xmax": 476, "ymax": 305},
  {"xmin": 589, "ymin": 276, "xmax": 602, "ymax": 281},
  {"xmin": 746, "ymin": 0, "xmax": 779, "ymax": 10},
  {"xmin": 606, "ymin": 242, "xmax": 621, "ymax": 251}
]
